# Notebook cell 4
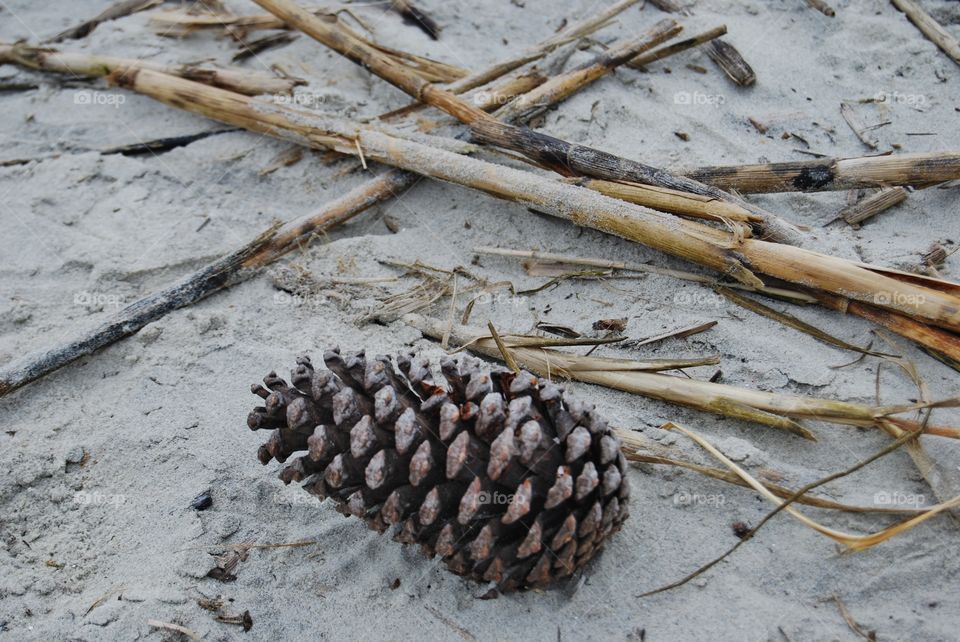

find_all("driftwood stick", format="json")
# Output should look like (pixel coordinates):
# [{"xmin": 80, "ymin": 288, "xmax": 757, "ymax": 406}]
[
  {"xmin": 839, "ymin": 187, "xmax": 909, "ymax": 226},
  {"xmin": 628, "ymin": 24, "xmax": 727, "ymax": 68},
  {"xmin": 46, "ymin": 0, "xmax": 162, "ymax": 42},
  {"xmin": 891, "ymin": 0, "xmax": 960, "ymax": 66},
  {"xmin": 840, "ymin": 102, "xmax": 880, "ymax": 150},
  {"xmin": 253, "ymin": 0, "xmax": 808, "ymax": 245},
  {"xmin": 0, "ymin": 170, "xmax": 413, "ymax": 398},
  {"xmin": 493, "ymin": 18, "xmax": 683, "ymax": 123},
  {"xmin": 107, "ymin": 68, "xmax": 960, "ymax": 332},
  {"xmin": 681, "ymin": 152, "xmax": 960, "ymax": 193},
  {"xmin": 0, "ymin": 42, "xmax": 304, "ymax": 96}
]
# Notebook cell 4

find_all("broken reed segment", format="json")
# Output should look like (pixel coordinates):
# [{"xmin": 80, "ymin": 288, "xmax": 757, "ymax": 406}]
[
  {"xmin": 838, "ymin": 187, "xmax": 909, "ymax": 226},
  {"xmin": 493, "ymin": 18, "xmax": 683, "ymax": 123},
  {"xmin": 0, "ymin": 42, "xmax": 304, "ymax": 96},
  {"xmin": 46, "ymin": 0, "xmax": 162, "ymax": 42},
  {"xmin": 108, "ymin": 68, "xmax": 960, "ymax": 333},
  {"xmin": 151, "ymin": 6, "xmax": 467, "ymax": 84},
  {"xmin": 628, "ymin": 24, "xmax": 727, "ymax": 69},
  {"xmin": 704, "ymin": 39, "xmax": 756, "ymax": 86},
  {"xmin": 403, "ymin": 314, "xmax": 958, "ymax": 439},
  {"xmin": 680, "ymin": 152, "xmax": 960, "ymax": 193},
  {"xmin": 805, "ymin": 0, "xmax": 836, "ymax": 17},
  {"xmin": 247, "ymin": 349, "xmax": 630, "ymax": 591},
  {"xmin": 891, "ymin": 0, "xmax": 960, "ymax": 66},
  {"xmin": 0, "ymin": 169, "xmax": 416, "ymax": 399},
  {"xmin": 0, "ymin": 4, "xmax": 631, "ymax": 398},
  {"xmin": 252, "ymin": 0, "xmax": 806, "ymax": 246},
  {"xmin": 840, "ymin": 102, "xmax": 880, "ymax": 150}
]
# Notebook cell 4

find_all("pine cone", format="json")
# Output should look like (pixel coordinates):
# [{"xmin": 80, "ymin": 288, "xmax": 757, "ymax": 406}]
[{"xmin": 246, "ymin": 349, "xmax": 629, "ymax": 592}]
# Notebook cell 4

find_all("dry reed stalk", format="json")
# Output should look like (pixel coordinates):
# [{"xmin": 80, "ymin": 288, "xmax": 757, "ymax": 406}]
[
  {"xmin": 680, "ymin": 152, "xmax": 960, "ymax": 193},
  {"xmin": 493, "ymin": 18, "xmax": 683, "ymax": 123},
  {"xmin": 47, "ymin": 0, "xmax": 162, "ymax": 42},
  {"xmin": 891, "ymin": 0, "xmax": 960, "ymax": 65},
  {"xmin": 403, "ymin": 313, "xmax": 957, "ymax": 439},
  {"xmin": 108, "ymin": 68, "xmax": 960, "ymax": 333},
  {"xmin": 0, "ymin": 42, "xmax": 304, "ymax": 96},
  {"xmin": 704, "ymin": 39, "xmax": 756, "ymax": 86},
  {"xmin": 253, "ymin": 0, "xmax": 807, "ymax": 245},
  {"xmin": 151, "ymin": 6, "xmax": 467, "ymax": 84},
  {"xmin": 839, "ymin": 187, "xmax": 908, "ymax": 225},
  {"xmin": 627, "ymin": 24, "xmax": 727, "ymax": 68},
  {"xmin": 0, "ymin": 170, "xmax": 415, "ymax": 399},
  {"xmin": 0, "ymin": 7, "xmax": 626, "ymax": 397},
  {"xmin": 473, "ymin": 246, "xmax": 816, "ymax": 302},
  {"xmin": 567, "ymin": 177, "xmax": 758, "ymax": 223}
]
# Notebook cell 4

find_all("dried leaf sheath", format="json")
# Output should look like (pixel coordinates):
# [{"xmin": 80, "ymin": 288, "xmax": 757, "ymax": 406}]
[{"xmin": 247, "ymin": 350, "xmax": 630, "ymax": 591}]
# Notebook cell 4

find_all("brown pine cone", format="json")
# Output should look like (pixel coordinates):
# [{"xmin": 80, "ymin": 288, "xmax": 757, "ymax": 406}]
[{"xmin": 246, "ymin": 348, "xmax": 629, "ymax": 592}]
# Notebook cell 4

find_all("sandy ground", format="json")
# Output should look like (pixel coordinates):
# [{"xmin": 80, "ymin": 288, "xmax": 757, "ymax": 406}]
[{"xmin": 2, "ymin": 0, "xmax": 960, "ymax": 640}]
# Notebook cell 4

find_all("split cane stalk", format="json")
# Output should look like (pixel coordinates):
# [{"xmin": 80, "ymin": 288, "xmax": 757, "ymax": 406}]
[
  {"xmin": 251, "ymin": 0, "xmax": 808, "ymax": 245},
  {"xmin": 105, "ymin": 68, "xmax": 960, "ymax": 334}
]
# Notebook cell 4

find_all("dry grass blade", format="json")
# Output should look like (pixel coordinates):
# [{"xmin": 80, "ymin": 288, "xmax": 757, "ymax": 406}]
[
  {"xmin": 716, "ymin": 287, "xmax": 894, "ymax": 357},
  {"xmin": 147, "ymin": 620, "xmax": 200, "ymax": 641},
  {"xmin": 622, "ymin": 321, "xmax": 717, "ymax": 348},
  {"xmin": 628, "ymin": 25, "xmax": 727, "ymax": 68},
  {"xmin": 616, "ymin": 429, "xmax": 925, "ymax": 514},
  {"xmin": 665, "ymin": 422, "xmax": 960, "ymax": 552},
  {"xmin": 487, "ymin": 321, "xmax": 520, "ymax": 374},
  {"xmin": 404, "ymin": 314, "xmax": 959, "ymax": 438},
  {"xmin": 638, "ymin": 420, "xmax": 960, "ymax": 597},
  {"xmin": 46, "ymin": 0, "xmax": 161, "ymax": 42}
]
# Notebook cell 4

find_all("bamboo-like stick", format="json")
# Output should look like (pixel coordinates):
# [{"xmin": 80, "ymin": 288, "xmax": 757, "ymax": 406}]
[
  {"xmin": 493, "ymin": 18, "xmax": 683, "ymax": 123},
  {"xmin": 567, "ymin": 177, "xmax": 758, "ymax": 223},
  {"xmin": 628, "ymin": 24, "xmax": 727, "ymax": 68},
  {"xmin": 107, "ymin": 68, "xmax": 960, "ymax": 332},
  {"xmin": 0, "ymin": 170, "xmax": 414, "ymax": 398},
  {"xmin": 0, "ymin": 42, "xmax": 303, "ymax": 96},
  {"xmin": 404, "ymin": 313, "xmax": 956, "ymax": 437},
  {"xmin": 680, "ymin": 152, "xmax": 960, "ymax": 193},
  {"xmin": 0, "ymin": 7, "xmax": 634, "ymax": 397},
  {"xmin": 151, "ymin": 6, "xmax": 467, "ymax": 84},
  {"xmin": 839, "ymin": 187, "xmax": 908, "ymax": 225},
  {"xmin": 704, "ymin": 39, "xmax": 756, "ymax": 86},
  {"xmin": 891, "ymin": 0, "xmax": 960, "ymax": 66},
  {"xmin": 252, "ymin": 0, "xmax": 808, "ymax": 245}
]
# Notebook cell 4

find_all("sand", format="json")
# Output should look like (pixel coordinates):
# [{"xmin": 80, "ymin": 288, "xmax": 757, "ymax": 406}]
[{"xmin": 1, "ymin": 0, "xmax": 959, "ymax": 639}]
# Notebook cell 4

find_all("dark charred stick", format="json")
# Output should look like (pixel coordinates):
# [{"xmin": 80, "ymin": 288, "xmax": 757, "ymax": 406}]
[
  {"xmin": 100, "ymin": 128, "xmax": 240, "ymax": 156},
  {"xmin": 628, "ymin": 25, "xmax": 727, "ymax": 69},
  {"xmin": 391, "ymin": 0, "xmax": 441, "ymax": 40},
  {"xmin": 0, "ymin": 170, "xmax": 414, "ymax": 398},
  {"xmin": 45, "ymin": 0, "xmax": 162, "ymax": 42},
  {"xmin": 806, "ymin": 0, "xmax": 836, "ymax": 17},
  {"xmin": 232, "ymin": 33, "xmax": 298, "ymax": 62}
]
